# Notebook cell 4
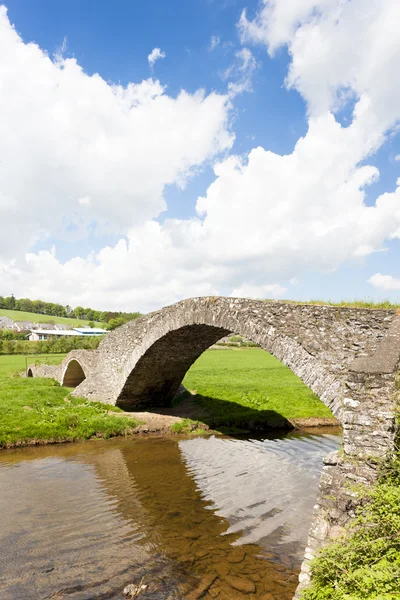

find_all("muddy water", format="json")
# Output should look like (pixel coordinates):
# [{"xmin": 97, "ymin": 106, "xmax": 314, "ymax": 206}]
[{"xmin": 0, "ymin": 431, "xmax": 340, "ymax": 600}]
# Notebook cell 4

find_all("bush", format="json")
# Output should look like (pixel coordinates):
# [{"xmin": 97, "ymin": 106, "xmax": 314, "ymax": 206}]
[
  {"xmin": 0, "ymin": 336, "xmax": 103, "ymax": 355},
  {"xmin": 302, "ymin": 446, "xmax": 400, "ymax": 600}
]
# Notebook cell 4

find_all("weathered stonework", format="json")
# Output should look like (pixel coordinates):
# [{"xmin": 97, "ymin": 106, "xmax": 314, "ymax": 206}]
[{"xmin": 26, "ymin": 297, "xmax": 400, "ymax": 598}]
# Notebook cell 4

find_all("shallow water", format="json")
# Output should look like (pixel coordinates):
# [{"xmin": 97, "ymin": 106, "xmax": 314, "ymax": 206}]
[{"xmin": 0, "ymin": 430, "xmax": 340, "ymax": 600}]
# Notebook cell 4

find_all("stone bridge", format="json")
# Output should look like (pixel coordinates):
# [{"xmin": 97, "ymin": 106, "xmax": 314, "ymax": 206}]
[{"xmin": 27, "ymin": 296, "xmax": 400, "ymax": 597}]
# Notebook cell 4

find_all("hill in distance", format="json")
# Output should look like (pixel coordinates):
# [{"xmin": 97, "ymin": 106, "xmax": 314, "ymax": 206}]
[{"xmin": 0, "ymin": 308, "xmax": 102, "ymax": 328}]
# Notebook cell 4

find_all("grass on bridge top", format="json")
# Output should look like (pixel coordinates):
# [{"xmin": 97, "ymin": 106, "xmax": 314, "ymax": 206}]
[{"xmin": 263, "ymin": 298, "xmax": 400, "ymax": 310}]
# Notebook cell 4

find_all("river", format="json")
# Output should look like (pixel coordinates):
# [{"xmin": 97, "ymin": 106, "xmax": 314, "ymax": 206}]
[{"xmin": 0, "ymin": 430, "xmax": 340, "ymax": 599}]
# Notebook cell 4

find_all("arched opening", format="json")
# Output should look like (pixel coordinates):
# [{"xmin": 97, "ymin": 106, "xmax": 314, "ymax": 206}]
[
  {"xmin": 62, "ymin": 359, "xmax": 86, "ymax": 388},
  {"xmin": 115, "ymin": 322, "xmax": 338, "ymax": 431},
  {"xmin": 27, "ymin": 368, "xmax": 33, "ymax": 377},
  {"xmin": 117, "ymin": 324, "xmax": 230, "ymax": 409}
]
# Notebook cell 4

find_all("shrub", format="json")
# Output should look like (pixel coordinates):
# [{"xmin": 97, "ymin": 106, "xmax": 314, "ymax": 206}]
[{"xmin": 302, "ymin": 446, "xmax": 400, "ymax": 600}]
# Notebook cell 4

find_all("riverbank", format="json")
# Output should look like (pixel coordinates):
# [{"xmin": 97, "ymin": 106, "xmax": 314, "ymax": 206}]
[
  {"xmin": 0, "ymin": 349, "xmax": 338, "ymax": 449},
  {"xmin": 302, "ymin": 440, "xmax": 400, "ymax": 600}
]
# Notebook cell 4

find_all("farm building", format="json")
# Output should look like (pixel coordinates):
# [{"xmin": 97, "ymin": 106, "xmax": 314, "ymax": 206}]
[{"xmin": 28, "ymin": 327, "xmax": 108, "ymax": 341}]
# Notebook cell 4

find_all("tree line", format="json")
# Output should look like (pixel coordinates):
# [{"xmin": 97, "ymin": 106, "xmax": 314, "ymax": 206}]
[{"xmin": 0, "ymin": 295, "xmax": 141, "ymax": 325}]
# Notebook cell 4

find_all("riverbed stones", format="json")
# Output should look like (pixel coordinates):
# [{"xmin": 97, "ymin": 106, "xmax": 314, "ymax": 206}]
[
  {"xmin": 227, "ymin": 547, "xmax": 246, "ymax": 563},
  {"xmin": 224, "ymin": 575, "xmax": 256, "ymax": 594},
  {"xmin": 185, "ymin": 574, "xmax": 217, "ymax": 600}
]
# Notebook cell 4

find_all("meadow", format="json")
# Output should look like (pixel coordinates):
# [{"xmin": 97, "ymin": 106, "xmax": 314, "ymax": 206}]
[
  {"xmin": 0, "ymin": 354, "xmax": 136, "ymax": 448},
  {"xmin": 0, "ymin": 347, "xmax": 335, "ymax": 447},
  {"xmin": 0, "ymin": 307, "xmax": 102, "ymax": 327},
  {"xmin": 182, "ymin": 348, "xmax": 334, "ymax": 431}
]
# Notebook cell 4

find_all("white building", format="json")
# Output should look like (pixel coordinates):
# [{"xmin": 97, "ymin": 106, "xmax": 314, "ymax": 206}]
[{"xmin": 28, "ymin": 327, "xmax": 108, "ymax": 341}]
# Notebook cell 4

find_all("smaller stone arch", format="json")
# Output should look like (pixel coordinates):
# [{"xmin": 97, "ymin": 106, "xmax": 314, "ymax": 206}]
[
  {"xmin": 27, "ymin": 368, "xmax": 33, "ymax": 378},
  {"xmin": 61, "ymin": 359, "xmax": 86, "ymax": 388}
]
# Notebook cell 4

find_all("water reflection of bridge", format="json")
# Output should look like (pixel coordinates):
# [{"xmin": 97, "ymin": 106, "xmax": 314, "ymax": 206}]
[
  {"xmin": 0, "ymin": 436, "xmax": 313, "ymax": 599},
  {"xmin": 87, "ymin": 437, "xmax": 304, "ymax": 599}
]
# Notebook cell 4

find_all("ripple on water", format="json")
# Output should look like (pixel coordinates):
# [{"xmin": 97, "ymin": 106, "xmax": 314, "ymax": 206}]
[{"xmin": 0, "ymin": 431, "xmax": 340, "ymax": 599}]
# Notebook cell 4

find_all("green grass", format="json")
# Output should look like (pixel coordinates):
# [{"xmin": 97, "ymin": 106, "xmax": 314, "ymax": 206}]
[
  {"xmin": 0, "ymin": 354, "xmax": 66, "ymax": 375},
  {"xmin": 183, "ymin": 348, "xmax": 334, "ymax": 430},
  {"xmin": 264, "ymin": 299, "xmax": 400, "ymax": 310},
  {"xmin": 302, "ymin": 446, "xmax": 400, "ymax": 600},
  {"xmin": 0, "ymin": 308, "xmax": 102, "ymax": 327},
  {"xmin": 0, "ymin": 356, "xmax": 137, "ymax": 448},
  {"xmin": 0, "ymin": 347, "xmax": 335, "ymax": 447}
]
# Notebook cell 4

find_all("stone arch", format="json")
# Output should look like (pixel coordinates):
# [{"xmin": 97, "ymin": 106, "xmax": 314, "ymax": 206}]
[
  {"xmin": 93, "ymin": 298, "xmax": 348, "ymax": 416},
  {"xmin": 27, "ymin": 368, "xmax": 33, "ymax": 377},
  {"xmin": 63, "ymin": 297, "xmax": 400, "ymax": 598},
  {"xmin": 71, "ymin": 298, "xmax": 399, "ymax": 422},
  {"xmin": 61, "ymin": 359, "xmax": 86, "ymax": 388}
]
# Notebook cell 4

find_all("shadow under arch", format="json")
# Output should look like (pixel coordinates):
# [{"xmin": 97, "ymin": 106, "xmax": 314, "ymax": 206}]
[
  {"xmin": 61, "ymin": 359, "xmax": 86, "ymax": 388},
  {"xmin": 77, "ymin": 297, "xmax": 378, "ymax": 420},
  {"xmin": 115, "ymin": 316, "xmax": 341, "ymax": 423},
  {"xmin": 27, "ymin": 368, "xmax": 33, "ymax": 377},
  {"xmin": 117, "ymin": 323, "xmax": 230, "ymax": 409}
]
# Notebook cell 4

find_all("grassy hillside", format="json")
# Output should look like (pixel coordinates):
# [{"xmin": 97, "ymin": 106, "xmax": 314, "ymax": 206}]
[{"xmin": 0, "ymin": 308, "xmax": 102, "ymax": 327}]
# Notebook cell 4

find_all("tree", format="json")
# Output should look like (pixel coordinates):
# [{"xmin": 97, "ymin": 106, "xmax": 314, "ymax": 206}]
[
  {"xmin": 74, "ymin": 306, "xmax": 85, "ymax": 319},
  {"xmin": 107, "ymin": 317, "xmax": 127, "ymax": 330}
]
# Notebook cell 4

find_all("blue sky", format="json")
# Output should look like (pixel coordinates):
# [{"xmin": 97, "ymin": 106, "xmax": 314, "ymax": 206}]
[{"xmin": 0, "ymin": 0, "xmax": 400, "ymax": 311}]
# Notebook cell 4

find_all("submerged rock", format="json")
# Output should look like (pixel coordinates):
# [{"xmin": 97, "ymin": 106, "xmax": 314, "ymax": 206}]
[
  {"xmin": 123, "ymin": 581, "xmax": 148, "ymax": 598},
  {"xmin": 224, "ymin": 574, "xmax": 256, "ymax": 594}
]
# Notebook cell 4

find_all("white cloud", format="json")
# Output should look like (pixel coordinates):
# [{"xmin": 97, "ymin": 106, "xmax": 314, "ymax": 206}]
[
  {"xmin": 240, "ymin": 0, "xmax": 400, "ymax": 122},
  {"xmin": 147, "ymin": 47, "xmax": 166, "ymax": 67},
  {"xmin": 78, "ymin": 196, "xmax": 91, "ymax": 206},
  {"xmin": 0, "ymin": 6, "xmax": 233, "ymax": 260},
  {"xmin": 1, "ymin": 1, "xmax": 400, "ymax": 311},
  {"xmin": 223, "ymin": 48, "xmax": 258, "ymax": 96},
  {"xmin": 395, "ymin": 154, "xmax": 400, "ymax": 161},
  {"xmin": 209, "ymin": 35, "xmax": 220, "ymax": 51},
  {"xmin": 230, "ymin": 282, "xmax": 287, "ymax": 299},
  {"xmin": 368, "ymin": 273, "xmax": 400, "ymax": 291}
]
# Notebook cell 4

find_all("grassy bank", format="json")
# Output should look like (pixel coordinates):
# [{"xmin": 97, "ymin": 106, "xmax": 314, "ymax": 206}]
[
  {"xmin": 302, "ymin": 445, "xmax": 400, "ymax": 599},
  {"xmin": 182, "ymin": 348, "xmax": 335, "ymax": 432},
  {"xmin": 0, "ymin": 356, "xmax": 137, "ymax": 448},
  {"xmin": 0, "ymin": 348, "xmax": 335, "ymax": 447}
]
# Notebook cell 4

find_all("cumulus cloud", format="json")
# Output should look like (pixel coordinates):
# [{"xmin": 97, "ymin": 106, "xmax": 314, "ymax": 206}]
[
  {"xmin": 230, "ymin": 282, "xmax": 287, "ymax": 299},
  {"xmin": 1, "ymin": 1, "xmax": 400, "ymax": 311},
  {"xmin": 147, "ymin": 47, "xmax": 166, "ymax": 67},
  {"xmin": 368, "ymin": 273, "xmax": 400, "ymax": 291},
  {"xmin": 0, "ymin": 6, "xmax": 232, "ymax": 261}
]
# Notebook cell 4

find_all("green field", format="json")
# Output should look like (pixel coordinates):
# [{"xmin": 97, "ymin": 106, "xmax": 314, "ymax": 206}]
[
  {"xmin": 183, "ymin": 348, "xmax": 333, "ymax": 430},
  {"xmin": 0, "ymin": 348, "xmax": 334, "ymax": 447},
  {"xmin": 0, "ymin": 354, "xmax": 66, "ymax": 375},
  {"xmin": 0, "ymin": 308, "xmax": 102, "ymax": 327},
  {"xmin": 0, "ymin": 354, "xmax": 136, "ymax": 448}
]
